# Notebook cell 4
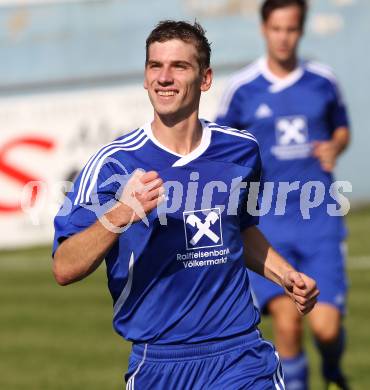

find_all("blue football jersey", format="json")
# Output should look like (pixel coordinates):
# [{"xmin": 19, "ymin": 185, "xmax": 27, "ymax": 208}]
[
  {"xmin": 53, "ymin": 119, "xmax": 262, "ymax": 344},
  {"xmin": 216, "ymin": 58, "xmax": 350, "ymax": 242}
]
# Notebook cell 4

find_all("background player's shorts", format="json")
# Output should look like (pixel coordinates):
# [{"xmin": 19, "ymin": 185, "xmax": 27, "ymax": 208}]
[
  {"xmin": 125, "ymin": 328, "xmax": 285, "ymax": 390},
  {"xmin": 249, "ymin": 238, "xmax": 348, "ymax": 314}
]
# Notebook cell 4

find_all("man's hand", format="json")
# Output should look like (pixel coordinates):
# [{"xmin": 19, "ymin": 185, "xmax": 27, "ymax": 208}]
[
  {"xmin": 312, "ymin": 140, "xmax": 341, "ymax": 172},
  {"xmin": 105, "ymin": 170, "xmax": 165, "ymax": 230},
  {"xmin": 312, "ymin": 127, "xmax": 349, "ymax": 172},
  {"xmin": 282, "ymin": 271, "xmax": 319, "ymax": 315}
]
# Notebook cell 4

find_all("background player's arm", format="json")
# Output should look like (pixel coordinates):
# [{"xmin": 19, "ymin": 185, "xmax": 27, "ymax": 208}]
[
  {"xmin": 312, "ymin": 126, "xmax": 350, "ymax": 172},
  {"xmin": 242, "ymin": 226, "xmax": 319, "ymax": 314},
  {"xmin": 53, "ymin": 171, "xmax": 164, "ymax": 286}
]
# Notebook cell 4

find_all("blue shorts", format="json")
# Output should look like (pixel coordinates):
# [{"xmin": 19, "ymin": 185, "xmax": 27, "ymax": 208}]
[
  {"xmin": 249, "ymin": 238, "xmax": 348, "ymax": 314},
  {"xmin": 125, "ymin": 328, "xmax": 285, "ymax": 389}
]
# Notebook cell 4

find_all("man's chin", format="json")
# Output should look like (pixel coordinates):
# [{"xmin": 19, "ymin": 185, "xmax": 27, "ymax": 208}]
[
  {"xmin": 155, "ymin": 107, "xmax": 177, "ymax": 117},
  {"xmin": 275, "ymin": 52, "xmax": 295, "ymax": 64}
]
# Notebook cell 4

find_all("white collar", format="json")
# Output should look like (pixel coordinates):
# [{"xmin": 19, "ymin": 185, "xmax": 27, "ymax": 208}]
[
  {"xmin": 258, "ymin": 57, "xmax": 304, "ymax": 93},
  {"xmin": 142, "ymin": 119, "xmax": 212, "ymax": 167}
]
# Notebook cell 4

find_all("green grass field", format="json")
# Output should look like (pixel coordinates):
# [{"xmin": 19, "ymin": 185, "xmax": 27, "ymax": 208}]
[{"xmin": 1, "ymin": 206, "xmax": 369, "ymax": 389}]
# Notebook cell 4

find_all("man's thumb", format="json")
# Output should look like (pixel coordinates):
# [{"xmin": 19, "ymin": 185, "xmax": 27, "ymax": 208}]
[{"xmin": 290, "ymin": 272, "xmax": 306, "ymax": 289}]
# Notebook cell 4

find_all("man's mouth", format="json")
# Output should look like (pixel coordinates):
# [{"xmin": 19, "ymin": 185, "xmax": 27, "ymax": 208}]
[{"xmin": 156, "ymin": 90, "xmax": 178, "ymax": 96}]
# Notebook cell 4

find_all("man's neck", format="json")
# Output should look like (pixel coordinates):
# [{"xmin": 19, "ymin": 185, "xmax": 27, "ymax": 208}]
[
  {"xmin": 151, "ymin": 111, "xmax": 203, "ymax": 156},
  {"xmin": 267, "ymin": 56, "xmax": 298, "ymax": 78}
]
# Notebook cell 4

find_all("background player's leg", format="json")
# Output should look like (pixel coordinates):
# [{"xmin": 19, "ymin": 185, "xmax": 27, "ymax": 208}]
[
  {"xmin": 268, "ymin": 295, "xmax": 308, "ymax": 390},
  {"xmin": 308, "ymin": 303, "xmax": 349, "ymax": 389},
  {"xmin": 301, "ymin": 238, "xmax": 349, "ymax": 389}
]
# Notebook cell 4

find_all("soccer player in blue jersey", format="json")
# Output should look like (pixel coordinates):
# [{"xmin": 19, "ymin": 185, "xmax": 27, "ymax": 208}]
[
  {"xmin": 216, "ymin": 1, "xmax": 350, "ymax": 389},
  {"xmin": 53, "ymin": 20, "xmax": 319, "ymax": 389}
]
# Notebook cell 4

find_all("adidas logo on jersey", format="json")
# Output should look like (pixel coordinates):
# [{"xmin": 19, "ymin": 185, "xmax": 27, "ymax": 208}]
[{"xmin": 255, "ymin": 103, "xmax": 273, "ymax": 119}]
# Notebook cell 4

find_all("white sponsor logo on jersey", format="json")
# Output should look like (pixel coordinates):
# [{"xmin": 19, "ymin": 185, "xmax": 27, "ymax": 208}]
[
  {"xmin": 276, "ymin": 116, "xmax": 308, "ymax": 145},
  {"xmin": 272, "ymin": 116, "xmax": 311, "ymax": 159},
  {"xmin": 183, "ymin": 208, "xmax": 223, "ymax": 250}
]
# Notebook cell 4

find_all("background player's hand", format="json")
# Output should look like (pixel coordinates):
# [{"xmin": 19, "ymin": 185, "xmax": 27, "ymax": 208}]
[
  {"xmin": 282, "ymin": 271, "xmax": 319, "ymax": 315},
  {"xmin": 107, "ymin": 169, "xmax": 165, "ymax": 228},
  {"xmin": 312, "ymin": 140, "xmax": 341, "ymax": 172}
]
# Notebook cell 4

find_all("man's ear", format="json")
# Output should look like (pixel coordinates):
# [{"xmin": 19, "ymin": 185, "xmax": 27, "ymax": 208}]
[{"xmin": 200, "ymin": 67, "xmax": 213, "ymax": 92}]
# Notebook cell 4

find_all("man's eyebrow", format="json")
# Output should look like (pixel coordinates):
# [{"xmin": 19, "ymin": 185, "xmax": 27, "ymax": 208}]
[
  {"xmin": 171, "ymin": 60, "xmax": 193, "ymax": 67},
  {"xmin": 147, "ymin": 60, "xmax": 194, "ymax": 67},
  {"xmin": 147, "ymin": 60, "xmax": 161, "ymax": 65}
]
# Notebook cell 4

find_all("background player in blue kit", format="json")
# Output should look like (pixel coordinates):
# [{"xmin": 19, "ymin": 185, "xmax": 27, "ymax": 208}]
[
  {"xmin": 216, "ymin": 1, "xmax": 350, "ymax": 389},
  {"xmin": 53, "ymin": 20, "xmax": 319, "ymax": 389}
]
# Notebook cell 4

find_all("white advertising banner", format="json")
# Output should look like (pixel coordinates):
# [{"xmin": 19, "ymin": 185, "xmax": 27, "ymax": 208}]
[{"xmin": 0, "ymin": 78, "xmax": 226, "ymax": 248}]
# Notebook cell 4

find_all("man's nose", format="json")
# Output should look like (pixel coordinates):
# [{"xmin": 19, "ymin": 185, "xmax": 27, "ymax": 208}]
[
  {"xmin": 158, "ymin": 66, "xmax": 174, "ymax": 84},
  {"xmin": 278, "ymin": 30, "xmax": 289, "ymax": 41}
]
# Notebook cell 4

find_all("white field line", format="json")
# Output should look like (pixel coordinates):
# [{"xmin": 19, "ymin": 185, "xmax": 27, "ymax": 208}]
[{"xmin": 0, "ymin": 256, "xmax": 370, "ymax": 270}]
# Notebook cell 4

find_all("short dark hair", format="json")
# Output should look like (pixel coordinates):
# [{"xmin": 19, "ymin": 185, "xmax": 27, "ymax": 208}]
[
  {"xmin": 146, "ymin": 20, "xmax": 211, "ymax": 71},
  {"xmin": 261, "ymin": 0, "xmax": 307, "ymax": 29}
]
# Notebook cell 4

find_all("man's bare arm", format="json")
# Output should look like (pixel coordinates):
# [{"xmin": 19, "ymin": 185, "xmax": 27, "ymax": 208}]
[
  {"xmin": 53, "ymin": 214, "xmax": 123, "ymax": 286},
  {"xmin": 53, "ymin": 170, "xmax": 164, "ymax": 286},
  {"xmin": 242, "ymin": 226, "xmax": 319, "ymax": 314}
]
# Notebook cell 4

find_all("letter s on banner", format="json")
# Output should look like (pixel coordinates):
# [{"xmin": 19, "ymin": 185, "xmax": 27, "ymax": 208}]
[{"xmin": 0, "ymin": 137, "xmax": 55, "ymax": 213}]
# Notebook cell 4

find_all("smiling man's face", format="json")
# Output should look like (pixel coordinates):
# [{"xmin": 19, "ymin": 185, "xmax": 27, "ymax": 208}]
[{"xmin": 144, "ymin": 39, "xmax": 211, "ymax": 120}]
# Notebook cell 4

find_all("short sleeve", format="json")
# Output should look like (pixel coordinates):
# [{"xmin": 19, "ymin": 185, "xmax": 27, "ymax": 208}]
[
  {"xmin": 238, "ymin": 145, "xmax": 262, "ymax": 232},
  {"xmin": 238, "ymin": 168, "xmax": 261, "ymax": 231},
  {"xmin": 327, "ymin": 79, "xmax": 350, "ymax": 132},
  {"xmin": 215, "ymin": 84, "xmax": 243, "ymax": 129},
  {"xmin": 52, "ymin": 159, "xmax": 124, "ymax": 256}
]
